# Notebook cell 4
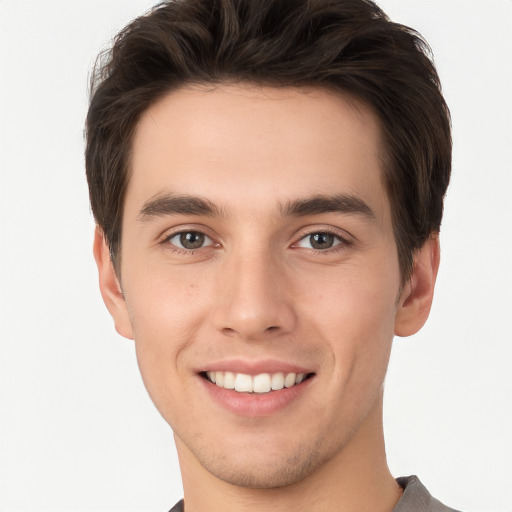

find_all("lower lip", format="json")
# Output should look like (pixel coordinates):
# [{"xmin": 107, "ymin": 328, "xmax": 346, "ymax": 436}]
[{"xmin": 199, "ymin": 375, "xmax": 313, "ymax": 417}]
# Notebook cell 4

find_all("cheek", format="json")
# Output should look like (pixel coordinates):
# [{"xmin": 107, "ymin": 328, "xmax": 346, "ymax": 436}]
[
  {"xmin": 122, "ymin": 263, "xmax": 212, "ymax": 409},
  {"xmin": 295, "ymin": 255, "xmax": 400, "ymax": 385},
  {"xmin": 123, "ymin": 250, "xmax": 213, "ymax": 330},
  {"xmin": 297, "ymin": 253, "xmax": 400, "ymax": 336}
]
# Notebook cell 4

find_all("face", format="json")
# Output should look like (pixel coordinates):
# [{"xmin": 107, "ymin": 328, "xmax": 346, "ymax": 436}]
[{"xmin": 96, "ymin": 84, "xmax": 435, "ymax": 489}]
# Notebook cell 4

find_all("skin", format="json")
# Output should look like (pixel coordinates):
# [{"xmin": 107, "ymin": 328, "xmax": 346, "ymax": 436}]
[{"xmin": 94, "ymin": 84, "xmax": 439, "ymax": 512}]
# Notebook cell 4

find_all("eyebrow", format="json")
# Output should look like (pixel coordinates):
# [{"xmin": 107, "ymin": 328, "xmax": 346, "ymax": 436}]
[
  {"xmin": 137, "ymin": 192, "xmax": 375, "ymax": 222},
  {"xmin": 280, "ymin": 194, "xmax": 376, "ymax": 221},
  {"xmin": 138, "ymin": 193, "xmax": 222, "ymax": 220}
]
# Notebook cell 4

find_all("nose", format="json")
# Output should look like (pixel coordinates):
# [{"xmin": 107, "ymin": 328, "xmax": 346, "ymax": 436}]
[{"xmin": 212, "ymin": 248, "xmax": 297, "ymax": 341}]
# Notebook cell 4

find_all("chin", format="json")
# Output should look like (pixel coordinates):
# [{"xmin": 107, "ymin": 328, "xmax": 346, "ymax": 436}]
[
  {"xmin": 186, "ymin": 432, "xmax": 336, "ymax": 489},
  {"xmin": 204, "ymin": 455, "xmax": 318, "ymax": 489}
]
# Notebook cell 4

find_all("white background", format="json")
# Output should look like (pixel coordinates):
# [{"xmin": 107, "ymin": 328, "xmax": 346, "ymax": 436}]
[{"xmin": 0, "ymin": 1, "xmax": 511, "ymax": 511}]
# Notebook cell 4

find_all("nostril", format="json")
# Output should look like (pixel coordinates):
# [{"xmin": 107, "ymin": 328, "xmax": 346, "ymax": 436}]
[{"xmin": 221, "ymin": 327, "xmax": 238, "ymax": 337}]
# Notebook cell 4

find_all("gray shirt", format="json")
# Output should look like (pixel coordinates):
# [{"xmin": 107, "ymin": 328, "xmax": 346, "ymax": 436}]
[
  {"xmin": 168, "ymin": 475, "xmax": 460, "ymax": 512},
  {"xmin": 394, "ymin": 476, "xmax": 460, "ymax": 512}
]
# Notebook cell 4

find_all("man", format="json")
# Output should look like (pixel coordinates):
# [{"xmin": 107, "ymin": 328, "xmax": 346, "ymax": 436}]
[{"xmin": 86, "ymin": 0, "xmax": 456, "ymax": 510}]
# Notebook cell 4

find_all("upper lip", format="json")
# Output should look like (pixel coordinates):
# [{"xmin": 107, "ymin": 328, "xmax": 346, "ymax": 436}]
[{"xmin": 196, "ymin": 358, "xmax": 313, "ymax": 376}]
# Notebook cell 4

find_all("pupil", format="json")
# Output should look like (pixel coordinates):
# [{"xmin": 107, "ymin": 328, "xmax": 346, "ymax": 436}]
[
  {"xmin": 180, "ymin": 232, "xmax": 205, "ymax": 249},
  {"xmin": 310, "ymin": 233, "xmax": 334, "ymax": 249}
]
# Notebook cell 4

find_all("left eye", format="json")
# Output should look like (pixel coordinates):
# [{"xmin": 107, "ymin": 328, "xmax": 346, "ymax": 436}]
[
  {"xmin": 166, "ymin": 231, "xmax": 213, "ymax": 250},
  {"xmin": 295, "ymin": 232, "xmax": 343, "ymax": 250}
]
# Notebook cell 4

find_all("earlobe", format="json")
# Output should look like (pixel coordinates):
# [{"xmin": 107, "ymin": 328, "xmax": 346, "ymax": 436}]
[
  {"xmin": 93, "ymin": 226, "xmax": 134, "ymax": 340},
  {"xmin": 394, "ymin": 235, "xmax": 440, "ymax": 337}
]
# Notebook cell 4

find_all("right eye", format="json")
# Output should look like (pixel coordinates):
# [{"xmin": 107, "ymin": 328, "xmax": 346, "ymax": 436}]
[{"xmin": 165, "ymin": 230, "xmax": 214, "ymax": 250}]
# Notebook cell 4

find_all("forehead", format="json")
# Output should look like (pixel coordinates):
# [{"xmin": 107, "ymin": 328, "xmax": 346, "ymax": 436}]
[{"xmin": 127, "ymin": 84, "xmax": 389, "ymax": 222}]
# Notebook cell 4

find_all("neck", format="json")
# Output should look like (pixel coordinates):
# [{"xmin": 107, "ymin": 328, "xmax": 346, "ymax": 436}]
[{"xmin": 176, "ymin": 392, "xmax": 402, "ymax": 512}]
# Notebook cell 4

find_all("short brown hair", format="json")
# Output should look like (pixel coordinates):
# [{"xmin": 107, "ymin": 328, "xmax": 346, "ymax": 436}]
[{"xmin": 86, "ymin": 0, "xmax": 451, "ymax": 280}]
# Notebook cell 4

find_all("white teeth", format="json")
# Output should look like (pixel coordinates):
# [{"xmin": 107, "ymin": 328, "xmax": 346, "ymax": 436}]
[
  {"xmin": 253, "ymin": 373, "xmax": 271, "ymax": 393},
  {"xmin": 284, "ymin": 372, "xmax": 296, "ymax": 388},
  {"xmin": 206, "ymin": 371, "xmax": 308, "ymax": 393},
  {"xmin": 223, "ymin": 371, "xmax": 235, "ymax": 389},
  {"xmin": 234, "ymin": 373, "xmax": 253, "ymax": 392},
  {"xmin": 271, "ymin": 372, "xmax": 284, "ymax": 390}
]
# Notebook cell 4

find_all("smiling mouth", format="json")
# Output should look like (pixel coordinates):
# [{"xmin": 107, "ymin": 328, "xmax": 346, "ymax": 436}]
[{"xmin": 202, "ymin": 371, "xmax": 314, "ymax": 394}]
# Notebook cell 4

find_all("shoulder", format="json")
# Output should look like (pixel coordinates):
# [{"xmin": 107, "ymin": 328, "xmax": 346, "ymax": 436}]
[
  {"xmin": 394, "ymin": 475, "xmax": 462, "ymax": 512},
  {"xmin": 168, "ymin": 478, "xmax": 460, "ymax": 512},
  {"xmin": 167, "ymin": 499, "xmax": 184, "ymax": 512}
]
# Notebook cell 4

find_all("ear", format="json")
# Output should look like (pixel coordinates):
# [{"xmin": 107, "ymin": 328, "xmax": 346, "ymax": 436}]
[
  {"xmin": 394, "ymin": 235, "xmax": 440, "ymax": 337},
  {"xmin": 93, "ymin": 226, "xmax": 134, "ymax": 340}
]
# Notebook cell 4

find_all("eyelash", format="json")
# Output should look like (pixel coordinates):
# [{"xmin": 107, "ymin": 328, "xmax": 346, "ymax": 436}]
[
  {"xmin": 292, "ymin": 229, "xmax": 352, "ymax": 253},
  {"xmin": 160, "ymin": 228, "xmax": 352, "ymax": 254},
  {"xmin": 161, "ymin": 229, "xmax": 217, "ymax": 254}
]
